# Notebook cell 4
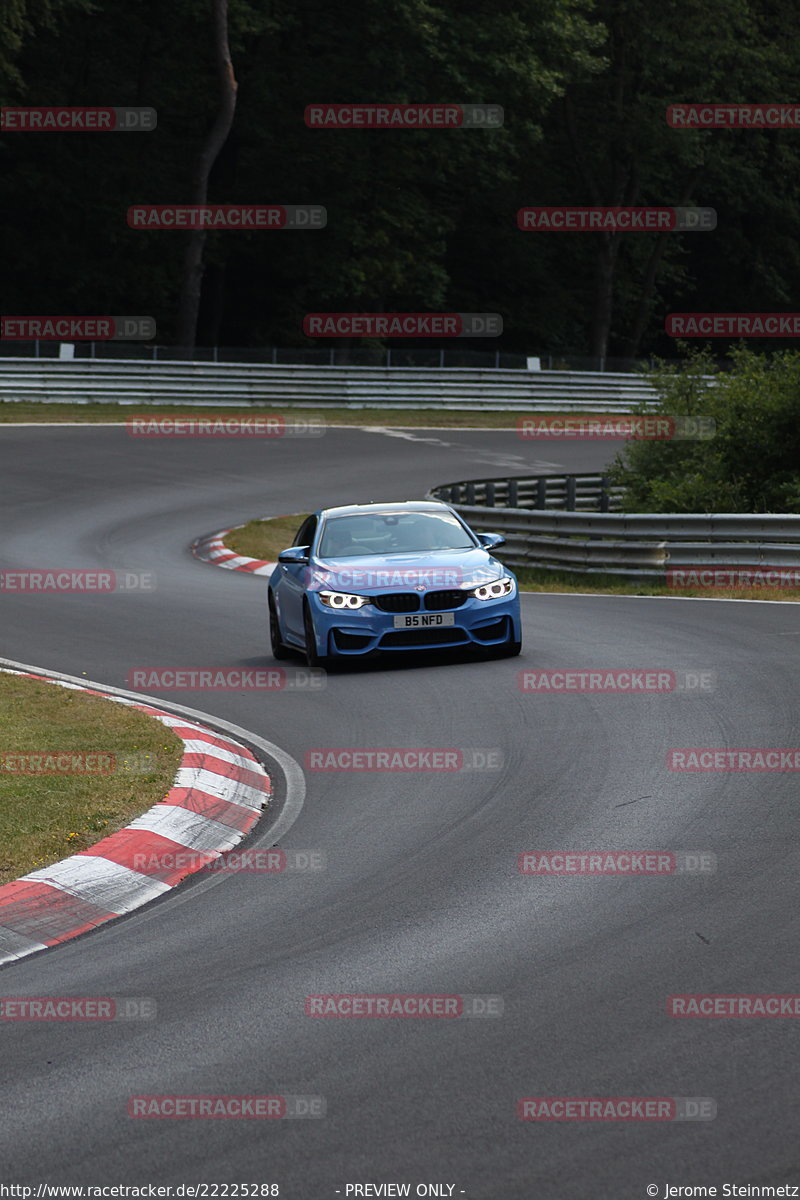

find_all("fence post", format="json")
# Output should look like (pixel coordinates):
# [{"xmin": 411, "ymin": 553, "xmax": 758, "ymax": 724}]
[
  {"xmin": 566, "ymin": 476, "xmax": 576, "ymax": 511},
  {"xmin": 465, "ymin": 482, "xmax": 476, "ymax": 504},
  {"xmin": 600, "ymin": 475, "xmax": 610, "ymax": 513},
  {"xmin": 450, "ymin": 484, "xmax": 461, "ymax": 503},
  {"xmin": 507, "ymin": 478, "xmax": 518, "ymax": 508},
  {"xmin": 536, "ymin": 477, "xmax": 547, "ymax": 508},
  {"xmin": 485, "ymin": 481, "xmax": 495, "ymax": 507}
]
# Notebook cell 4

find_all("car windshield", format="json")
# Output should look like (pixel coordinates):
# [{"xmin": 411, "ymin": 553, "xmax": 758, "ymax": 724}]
[{"xmin": 318, "ymin": 511, "xmax": 476, "ymax": 558}]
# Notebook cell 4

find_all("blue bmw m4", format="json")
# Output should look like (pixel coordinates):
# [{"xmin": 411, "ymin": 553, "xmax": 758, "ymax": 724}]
[{"xmin": 268, "ymin": 501, "xmax": 522, "ymax": 667}]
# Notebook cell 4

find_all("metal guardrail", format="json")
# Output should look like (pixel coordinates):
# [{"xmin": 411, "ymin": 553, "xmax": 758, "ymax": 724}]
[
  {"xmin": 440, "ymin": 474, "xmax": 624, "ymax": 513},
  {"xmin": 0, "ymin": 358, "xmax": 662, "ymax": 411},
  {"xmin": 0, "ymin": 343, "xmax": 665, "ymax": 373},
  {"xmin": 429, "ymin": 475, "xmax": 800, "ymax": 579}
]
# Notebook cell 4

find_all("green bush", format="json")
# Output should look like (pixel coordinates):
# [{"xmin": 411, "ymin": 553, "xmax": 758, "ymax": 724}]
[{"xmin": 610, "ymin": 348, "xmax": 800, "ymax": 513}]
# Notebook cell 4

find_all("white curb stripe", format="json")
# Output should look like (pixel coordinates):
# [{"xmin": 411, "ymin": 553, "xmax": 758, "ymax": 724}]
[
  {"xmin": 172, "ymin": 766, "xmax": 266, "ymax": 810},
  {"xmin": 20, "ymin": 856, "xmax": 171, "ymax": 911},
  {"xmin": 126, "ymin": 804, "xmax": 246, "ymax": 852},
  {"xmin": 178, "ymin": 739, "xmax": 258, "ymax": 769}
]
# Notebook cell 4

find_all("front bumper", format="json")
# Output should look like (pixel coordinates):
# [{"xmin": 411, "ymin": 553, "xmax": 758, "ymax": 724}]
[{"xmin": 307, "ymin": 590, "xmax": 521, "ymax": 657}]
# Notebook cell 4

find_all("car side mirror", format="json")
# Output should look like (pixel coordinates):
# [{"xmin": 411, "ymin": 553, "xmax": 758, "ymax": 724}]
[
  {"xmin": 477, "ymin": 532, "xmax": 506, "ymax": 549},
  {"xmin": 277, "ymin": 545, "xmax": 311, "ymax": 564}
]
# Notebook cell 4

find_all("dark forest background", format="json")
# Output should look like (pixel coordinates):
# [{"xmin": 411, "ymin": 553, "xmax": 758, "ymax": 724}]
[{"xmin": 2, "ymin": 0, "xmax": 799, "ymax": 359}]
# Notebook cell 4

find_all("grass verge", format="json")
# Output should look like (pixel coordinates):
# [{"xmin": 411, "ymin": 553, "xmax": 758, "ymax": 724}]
[
  {"xmin": 0, "ymin": 672, "xmax": 183, "ymax": 886},
  {"xmin": 0, "ymin": 402, "xmax": 611, "ymax": 429},
  {"xmin": 225, "ymin": 515, "xmax": 800, "ymax": 602},
  {"xmin": 227, "ymin": 514, "xmax": 308, "ymax": 560},
  {"xmin": 511, "ymin": 565, "xmax": 800, "ymax": 601}
]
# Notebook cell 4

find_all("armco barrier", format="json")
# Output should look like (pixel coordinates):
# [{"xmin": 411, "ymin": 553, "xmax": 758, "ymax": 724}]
[
  {"xmin": 438, "ymin": 474, "xmax": 625, "ymax": 513},
  {"xmin": 0, "ymin": 359, "xmax": 661, "ymax": 411},
  {"xmin": 429, "ymin": 476, "xmax": 800, "ymax": 579}
]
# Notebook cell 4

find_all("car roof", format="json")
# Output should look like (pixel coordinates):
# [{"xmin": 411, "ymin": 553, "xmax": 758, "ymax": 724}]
[{"xmin": 317, "ymin": 501, "xmax": 453, "ymax": 519}]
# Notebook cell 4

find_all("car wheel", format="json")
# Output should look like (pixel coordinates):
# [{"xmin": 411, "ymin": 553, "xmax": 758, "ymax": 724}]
[
  {"xmin": 497, "ymin": 637, "xmax": 522, "ymax": 658},
  {"xmin": 303, "ymin": 602, "xmax": 332, "ymax": 669},
  {"xmin": 269, "ymin": 594, "xmax": 290, "ymax": 660},
  {"xmin": 482, "ymin": 631, "xmax": 522, "ymax": 659}
]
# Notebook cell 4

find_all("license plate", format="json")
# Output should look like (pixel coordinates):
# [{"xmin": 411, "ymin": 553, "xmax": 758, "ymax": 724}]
[{"xmin": 393, "ymin": 612, "xmax": 456, "ymax": 629}]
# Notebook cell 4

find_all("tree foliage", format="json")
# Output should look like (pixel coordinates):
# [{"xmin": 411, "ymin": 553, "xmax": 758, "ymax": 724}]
[{"xmin": 610, "ymin": 348, "xmax": 800, "ymax": 512}]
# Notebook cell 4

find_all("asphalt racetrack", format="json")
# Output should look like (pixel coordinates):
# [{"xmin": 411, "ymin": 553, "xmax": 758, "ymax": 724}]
[{"xmin": 1, "ymin": 425, "xmax": 798, "ymax": 1197}]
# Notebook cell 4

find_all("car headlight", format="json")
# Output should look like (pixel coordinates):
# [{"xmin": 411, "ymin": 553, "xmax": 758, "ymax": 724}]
[
  {"xmin": 471, "ymin": 576, "xmax": 515, "ymax": 601},
  {"xmin": 318, "ymin": 590, "xmax": 371, "ymax": 610}
]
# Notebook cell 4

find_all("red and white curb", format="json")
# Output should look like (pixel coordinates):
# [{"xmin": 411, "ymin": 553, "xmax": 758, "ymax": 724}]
[
  {"xmin": 0, "ymin": 667, "xmax": 272, "ymax": 966},
  {"xmin": 192, "ymin": 527, "xmax": 275, "ymax": 576}
]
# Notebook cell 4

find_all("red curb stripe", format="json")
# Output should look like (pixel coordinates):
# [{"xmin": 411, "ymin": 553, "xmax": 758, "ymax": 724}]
[
  {"xmin": 0, "ymin": 880, "xmax": 118, "ymax": 944},
  {"xmin": 193, "ymin": 527, "xmax": 276, "ymax": 575},
  {"xmin": 168, "ymin": 726, "xmax": 264, "ymax": 767},
  {"xmin": 127, "ymin": 702, "xmax": 180, "ymax": 717},
  {"xmin": 162, "ymin": 787, "xmax": 262, "ymax": 831},
  {"xmin": 181, "ymin": 752, "xmax": 269, "ymax": 790},
  {"xmin": 237, "ymin": 559, "xmax": 272, "ymax": 572},
  {"xmin": 78, "ymin": 829, "xmax": 218, "ymax": 885}
]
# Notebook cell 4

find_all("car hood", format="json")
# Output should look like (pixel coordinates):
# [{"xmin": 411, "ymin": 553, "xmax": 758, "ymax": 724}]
[{"xmin": 306, "ymin": 548, "xmax": 507, "ymax": 593}]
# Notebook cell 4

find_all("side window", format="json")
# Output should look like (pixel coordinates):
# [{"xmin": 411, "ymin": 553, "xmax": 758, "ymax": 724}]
[{"xmin": 293, "ymin": 515, "xmax": 317, "ymax": 549}]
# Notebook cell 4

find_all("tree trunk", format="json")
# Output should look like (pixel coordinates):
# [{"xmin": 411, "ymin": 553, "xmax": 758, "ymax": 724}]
[
  {"xmin": 175, "ymin": 0, "xmax": 238, "ymax": 358},
  {"xmin": 590, "ymin": 233, "xmax": 621, "ymax": 362}
]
